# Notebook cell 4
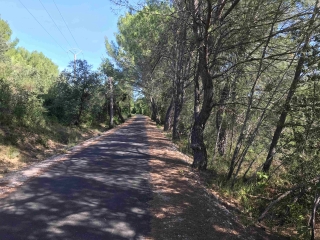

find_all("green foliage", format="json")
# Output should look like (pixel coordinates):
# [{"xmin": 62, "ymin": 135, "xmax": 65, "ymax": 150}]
[
  {"xmin": 15, "ymin": 91, "xmax": 46, "ymax": 128},
  {"xmin": 0, "ymin": 36, "xmax": 8, "ymax": 62},
  {"xmin": 0, "ymin": 17, "xmax": 108, "ymax": 134},
  {"xmin": 35, "ymin": 135, "xmax": 49, "ymax": 148},
  {"xmin": 0, "ymin": 78, "xmax": 46, "ymax": 128},
  {"xmin": 7, "ymin": 146, "xmax": 19, "ymax": 159},
  {"xmin": 0, "ymin": 18, "xmax": 12, "ymax": 42},
  {"xmin": 45, "ymin": 59, "xmax": 103, "ymax": 126},
  {"xmin": 1, "ymin": 1, "xmax": 320, "ymax": 237},
  {"xmin": 110, "ymin": 0, "xmax": 320, "ymax": 236},
  {"xmin": 0, "ymin": 79, "xmax": 12, "ymax": 121},
  {"xmin": 133, "ymin": 97, "xmax": 150, "ymax": 115},
  {"xmin": 45, "ymin": 79, "xmax": 76, "ymax": 124},
  {"xmin": 3, "ymin": 133, "xmax": 19, "ymax": 146}
]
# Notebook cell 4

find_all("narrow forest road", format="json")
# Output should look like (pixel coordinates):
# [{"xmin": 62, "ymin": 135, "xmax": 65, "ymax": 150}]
[
  {"xmin": 0, "ymin": 115, "xmax": 285, "ymax": 240},
  {"xmin": 0, "ymin": 116, "xmax": 152, "ymax": 239}
]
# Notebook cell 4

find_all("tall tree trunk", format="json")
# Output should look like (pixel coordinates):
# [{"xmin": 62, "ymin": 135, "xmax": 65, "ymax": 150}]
[
  {"xmin": 76, "ymin": 88, "xmax": 86, "ymax": 125},
  {"xmin": 190, "ymin": 0, "xmax": 215, "ymax": 170},
  {"xmin": 189, "ymin": 0, "xmax": 240, "ymax": 169},
  {"xmin": 263, "ymin": 55, "xmax": 311, "ymax": 172},
  {"xmin": 170, "ymin": 16, "xmax": 188, "ymax": 140},
  {"xmin": 164, "ymin": 97, "xmax": 174, "ymax": 131},
  {"xmin": 191, "ymin": 109, "xmax": 212, "ymax": 169},
  {"xmin": 193, "ymin": 53, "xmax": 200, "ymax": 120},
  {"xmin": 128, "ymin": 94, "xmax": 131, "ymax": 117},
  {"xmin": 309, "ymin": 192, "xmax": 320, "ymax": 240},
  {"xmin": 109, "ymin": 77, "xmax": 114, "ymax": 128},
  {"xmin": 191, "ymin": 44, "xmax": 214, "ymax": 169},
  {"xmin": 150, "ymin": 97, "xmax": 160, "ymax": 124},
  {"xmin": 216, "ymin": 84, "xmax": 229, "ymax": 156},
  {"xmin": 172, "ymin": 82, "xmax": 184, "ymax": 140},
  {"xmin": 77, "ymin": 99, "xmax": 84, "ymax": 125},
  {"xmin": 115, "ymin": 101, "xmax": 125, "ymax": 123},
  {"xmin": 263, "ymin": 0, "xmax": 319, "ymax": 172}
]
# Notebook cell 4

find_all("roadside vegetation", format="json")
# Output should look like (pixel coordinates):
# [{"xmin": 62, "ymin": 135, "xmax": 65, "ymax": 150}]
[
  {"xmin": 1, "ymin": 0, "xmax": 320, "ymax": 238},
  {"xmin": 0, "ymin": 17, "xmax": 135, "ymax": 177},
  {"xmin": 107, "ymin": 0, "xmax": 320, "ymax": 238}
]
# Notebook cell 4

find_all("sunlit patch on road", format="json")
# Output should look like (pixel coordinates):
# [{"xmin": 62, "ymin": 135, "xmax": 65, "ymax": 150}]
[{"xmin": 0, "ymin": 116, "xmax": 152, "ymax": 240}]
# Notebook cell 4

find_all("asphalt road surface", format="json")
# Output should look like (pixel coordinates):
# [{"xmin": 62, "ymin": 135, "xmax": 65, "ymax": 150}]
[{"xmin": 0, "ymin": 116, "xmax": 152, "ymax": 240}]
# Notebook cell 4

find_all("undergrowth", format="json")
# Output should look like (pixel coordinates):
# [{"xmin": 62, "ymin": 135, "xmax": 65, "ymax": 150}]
[
  {"xmin": 0, "ymin": 119, "xmax": 113, "ymax": 178},
  {"xmin": 166, "ymin": 133, "xmax": 300, "ymax": 238}
]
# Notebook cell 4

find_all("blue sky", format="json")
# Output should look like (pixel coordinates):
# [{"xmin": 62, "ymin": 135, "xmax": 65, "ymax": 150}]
[{"xmin": 0, "ymin": 0, "xmax": 128, "ymax": 70}]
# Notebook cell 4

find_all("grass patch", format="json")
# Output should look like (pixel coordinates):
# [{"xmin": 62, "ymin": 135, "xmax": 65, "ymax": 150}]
[
  {"xmin": 7, "ymin": 146, "xmax": 20, "ymax": 159},
  {"xmin": 0, "ymin": 115, "xmax": 130, "ymax": 178},
  {"xmin": 0, "ymin": 122, "xmax": 107, "ymax": 178}
]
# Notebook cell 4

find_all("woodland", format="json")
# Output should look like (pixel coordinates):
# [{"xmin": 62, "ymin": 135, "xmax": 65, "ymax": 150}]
[
  {"xmin": 1, "ymin": 0, "xmax": 320, "ymax": 238},
  {"xmin": 0, "ymin": 16, "xmax": 135, "ymax": 138}
]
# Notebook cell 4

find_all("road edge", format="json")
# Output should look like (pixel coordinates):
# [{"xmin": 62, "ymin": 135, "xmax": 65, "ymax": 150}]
[{"xmin": 0, "ymin": 116, "xmax": 137, "ymax": 198}]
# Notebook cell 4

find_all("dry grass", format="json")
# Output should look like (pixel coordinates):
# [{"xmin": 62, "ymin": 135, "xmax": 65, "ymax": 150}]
[
  {"xmin": 0, "ymin": 118, "xmax": 135, "ymax": 198},
  {"xmin": 0, "ymin": 123, "xmax": 106, "ymax": 178}
]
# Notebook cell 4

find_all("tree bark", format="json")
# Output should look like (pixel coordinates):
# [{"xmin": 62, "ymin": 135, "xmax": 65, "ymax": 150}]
[
  {"xmin": 191, "ymin": 114, "xmax": 208, "ymax": 170},
  {"xmin": 114, "ymin": 101, "xmax": 125, "ymax": 123},
  {"xmin": 109, "ymin": 77, "xmax": 114, "ymax": 128},
  {"xmin": 309, "ymin": 192, "xmax": 320, "ymax": 240},
  {"xmin": 76, "ymin": 88, "xmax": 87, "ymax": 125},
  {"xmin": 128, "ymin": 94, "xmax": 131, "ymax": 117},
  {"xmin": 190, "ymin": 0, "xmax": 214, "ymax": 170},
  {"xmin": 172, "ymin": 81, "xmax": 184, "ymax": 140},
  {"xmin": 215, "ymin": 84, "xmax": 229, "ymax": 156},
  {"xmin": 193, "ymin": 54, "xmax": 200, "ymax": 120},
  {"xmin": 189, "ymin": 0, "xmax": 241, "ymax": 169},
  {"xmin": 263, "ymin": 56, "xmax": 308, "ymax": 172},
  {"xmin": 150, "ymin": 96, "xmax": 160, "ymax": 124},
  {"xmin": 190, "ymin": 66, "xmax": 214, "ymax": 169},
  {"xmin": 164, "ymin": 97, "xmax": 174, "ymax": 131}
]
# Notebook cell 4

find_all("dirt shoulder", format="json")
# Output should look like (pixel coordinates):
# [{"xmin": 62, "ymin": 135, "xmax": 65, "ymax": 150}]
[{"xmin": 144, "ymin": 118, "xmax": 287, "ymax": 240}]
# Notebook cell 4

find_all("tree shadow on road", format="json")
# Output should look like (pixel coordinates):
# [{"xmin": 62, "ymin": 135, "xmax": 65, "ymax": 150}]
[
  {"xmin": 144, "ymin": 118, "xmax": 287, "ymax": 240},
  {"xmin": 0, "ymin": 116, "xmax": 152, "ymax": 240}
]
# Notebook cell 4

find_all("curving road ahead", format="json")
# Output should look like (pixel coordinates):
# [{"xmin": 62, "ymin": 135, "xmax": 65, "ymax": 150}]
[{"xmin": 0, "ymin": 116, "xmax": 152, "ymax": 240}]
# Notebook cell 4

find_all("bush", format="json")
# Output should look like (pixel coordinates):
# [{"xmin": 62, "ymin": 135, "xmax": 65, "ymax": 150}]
[
  {"xmin": 14, "ymin": 90, "xmax": 46, "ymax": 128},
  {"xmin": 0, "ymin": 79, "xmax": 13, "ymax": 124}
]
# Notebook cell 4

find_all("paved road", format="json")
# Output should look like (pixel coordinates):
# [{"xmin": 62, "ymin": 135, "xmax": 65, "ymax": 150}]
[{"xmin": 0, "ymin": 116, "xmax": 152, "ymax": 240}]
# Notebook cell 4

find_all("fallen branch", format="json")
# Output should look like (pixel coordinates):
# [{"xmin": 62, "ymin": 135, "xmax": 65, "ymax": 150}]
[
  {"xmin": 246, "ymin": 194, "xmax": 273, "ymax": 201},
  {"xmin": 258, "ymin": 176, "xmax": 320, "ymax": 222}
]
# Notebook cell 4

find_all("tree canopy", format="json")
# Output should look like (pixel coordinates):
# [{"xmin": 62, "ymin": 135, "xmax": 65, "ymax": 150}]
[
  {"xmin": 109, "ymin": 0, "xmax": 320, "ymax": 237},
  {"xmin": 1, "ymin": 1, "xmax": 320, "ymax": 237}
]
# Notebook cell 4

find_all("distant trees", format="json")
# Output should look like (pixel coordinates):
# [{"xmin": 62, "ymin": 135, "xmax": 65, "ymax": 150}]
[
  {"xmin": 100, "ymin": 59, "xmax": 124, "ymax": 128},
  {"xmin": 45, "ymin": 59, "xmax": 100, "ymax": 125},
  {"xmin": 44, "ymin": 57, "xmax": 134, "ymax": 128},
  {"xmin": 114, "ymin": 3, "xmax": 172, "ymax": 125},
  {"xmin": 0, "ymin": 17, "xmax": 133, "ymax": 130}
]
